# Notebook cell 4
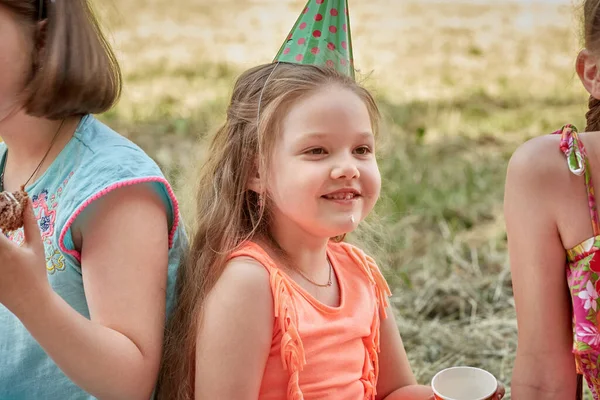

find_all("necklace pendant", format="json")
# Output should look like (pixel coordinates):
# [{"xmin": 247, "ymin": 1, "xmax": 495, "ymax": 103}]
[{"xmin": 327, "ymin": 280, "xmax": 333, "ymax": 287}]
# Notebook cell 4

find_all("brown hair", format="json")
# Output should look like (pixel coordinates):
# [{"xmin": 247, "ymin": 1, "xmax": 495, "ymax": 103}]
[
  {"xmin": 584, "ymin": 0, "xmax": 600, "ymax": 131},
  {"xmin": 1, "ymin": 0, "xmax": 121, "ymax": 119},
  {"xmin": 156, "ymin": 62, "xmax": 380, "ymax": 399}
]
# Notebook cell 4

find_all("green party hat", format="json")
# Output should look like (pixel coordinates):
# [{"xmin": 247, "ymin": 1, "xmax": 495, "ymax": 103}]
[{"xmin": 274, "ymin": 0, "xmax": 354, "ymax": 79}]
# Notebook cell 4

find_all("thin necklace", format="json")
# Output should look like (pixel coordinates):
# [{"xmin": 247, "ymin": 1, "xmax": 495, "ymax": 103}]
[
  {"xmin": 293, "ymin": 258, "xmax": 333, "ymax": 288},
  {"xmin": 0, "ymin": 119, "xmax": 66, "ymax": 192}
]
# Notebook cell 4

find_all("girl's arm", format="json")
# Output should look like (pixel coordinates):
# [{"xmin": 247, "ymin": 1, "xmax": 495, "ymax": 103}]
[
  {"xmin": 505, "ymin": 138, "xmax": 577, "ymax": 399},
  {"xmin": 0, "ymin": 184, "xmax": 171, "ymax": 399},
  {"xmin": 195, "ymin": 257, "xmax": 273, "ymax": 399},
  {"xmin": 375, "ymin": 304, "xmax": 433, "ymax": 400}
]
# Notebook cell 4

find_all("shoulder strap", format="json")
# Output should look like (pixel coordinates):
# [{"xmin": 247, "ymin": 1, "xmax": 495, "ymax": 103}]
[
  {"xmin": 228, "ymin": 241, "xmax": 277, "ymax": 272},
  {"xmin": 556, "ymin": 124, "xmax": 600, "ymax": 236},
  {"xmin": 337, "ymin": 243, "xmax": 391, "ymax": 316},
  {"xmin": 228, "ymin": 242, "xmax": 307, "ymax": 400}
]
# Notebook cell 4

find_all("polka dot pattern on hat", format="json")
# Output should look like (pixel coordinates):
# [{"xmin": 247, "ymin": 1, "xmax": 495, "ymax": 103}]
[{"xmin": 273, "ymin": 0, "xmax": 355, "ymax": 79}]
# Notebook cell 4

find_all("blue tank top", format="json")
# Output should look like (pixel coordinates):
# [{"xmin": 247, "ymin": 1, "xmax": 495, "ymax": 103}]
[{"xmin": 0, "ymin": 115, "xmax": 186, "ymax": 399}]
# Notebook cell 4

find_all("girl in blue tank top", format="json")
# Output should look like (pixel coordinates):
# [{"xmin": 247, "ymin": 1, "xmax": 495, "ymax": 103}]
[{"xmin": 0, "ymin": 1, "xmax": 186, "ymax": 399}]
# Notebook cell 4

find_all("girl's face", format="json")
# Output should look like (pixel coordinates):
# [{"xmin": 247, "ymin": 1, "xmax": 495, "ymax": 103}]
[
  {"xmin": 266, "ymin": 84, "xmax": 381, "ymax": 241},
  {"xmin": 0, "ymin": 5, "xmax": 34, "ymax": 119}
]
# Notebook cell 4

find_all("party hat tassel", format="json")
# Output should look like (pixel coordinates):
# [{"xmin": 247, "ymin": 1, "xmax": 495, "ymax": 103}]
[{"xmin": 274, "ymin": 0, "xmax": 354, "ymax": 79}]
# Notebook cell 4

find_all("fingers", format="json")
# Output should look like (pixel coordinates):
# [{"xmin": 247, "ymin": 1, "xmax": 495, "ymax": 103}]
[{"xmin": 497, "ymin": 384, "xmax": 506, "ymax": 399}]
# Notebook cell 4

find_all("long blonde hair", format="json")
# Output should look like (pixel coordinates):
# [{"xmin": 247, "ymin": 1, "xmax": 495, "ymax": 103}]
[{"xmin": 157, "ymin": 62, "xmax": 380, "ymax": 399}]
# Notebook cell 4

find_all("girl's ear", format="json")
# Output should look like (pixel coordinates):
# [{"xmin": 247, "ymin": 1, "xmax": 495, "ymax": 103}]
[
  {"xmin": 577, "ymin": 49, "xmax": 600, "ymax": 100},
  {"xmin": 32, "ymin": 20, "xmax": 48, "ymax": 69},
  {"xmin": 35, "ymin": 20, "xmax": 48, "ymax": 51},
  {"xmin": 247, "ymin": 162, "xmax": 263, "ymax": 194}
]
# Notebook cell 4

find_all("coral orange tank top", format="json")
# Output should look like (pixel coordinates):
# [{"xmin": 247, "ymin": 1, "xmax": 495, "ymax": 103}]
[{"xmin": 228, "ymin": 241, "xmax": 391, "ymax": 400}]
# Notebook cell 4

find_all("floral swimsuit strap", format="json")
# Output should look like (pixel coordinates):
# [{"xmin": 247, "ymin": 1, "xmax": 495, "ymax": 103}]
[{"xmin": 556, "ymin": 124, "xmax": 600, "ymax": 236}]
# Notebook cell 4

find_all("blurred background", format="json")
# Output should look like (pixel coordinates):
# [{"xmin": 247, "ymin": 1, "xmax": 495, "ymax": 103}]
[{"xmin": 95, "ymin": 0, "xmax": 589, "ymax": 398}]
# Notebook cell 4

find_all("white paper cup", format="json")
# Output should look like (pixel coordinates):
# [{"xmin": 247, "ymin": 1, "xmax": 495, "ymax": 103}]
[{"xmin": 431, "ymin": 366, "xmax": 498, "ymax": 400}]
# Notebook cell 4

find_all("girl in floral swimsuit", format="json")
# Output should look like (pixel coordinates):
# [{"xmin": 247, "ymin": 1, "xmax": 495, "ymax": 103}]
[{"xmin": 505, "ymin": 2, "xmax": 600, "ymax": 399}]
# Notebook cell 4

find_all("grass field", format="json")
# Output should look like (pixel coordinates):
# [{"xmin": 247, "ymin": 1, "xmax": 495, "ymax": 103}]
[{"xmin": 97, "ymin": 0, "xmax": 591, "ymax": 397}]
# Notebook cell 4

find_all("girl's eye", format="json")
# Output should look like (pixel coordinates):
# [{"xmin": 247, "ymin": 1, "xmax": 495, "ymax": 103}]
[
  {"xmin": 354, "ymin": 146, "xmax": 371, "ymax": 155},
  {"xmin": 306, "ymin": 148, "xmax": 326, "ymax": 155}
]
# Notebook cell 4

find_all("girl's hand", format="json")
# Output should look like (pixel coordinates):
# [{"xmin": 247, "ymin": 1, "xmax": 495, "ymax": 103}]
[
  {"xmin": 0, "ymin": 198, "xmax": 51, "ymax": 314},
  {"xmin": 498, "ymin": 382, "xmax": 506, "ymax": 399},
  {"xmin": 494, "ymin": 382, "xmax": 506, "ymax": 399}
]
